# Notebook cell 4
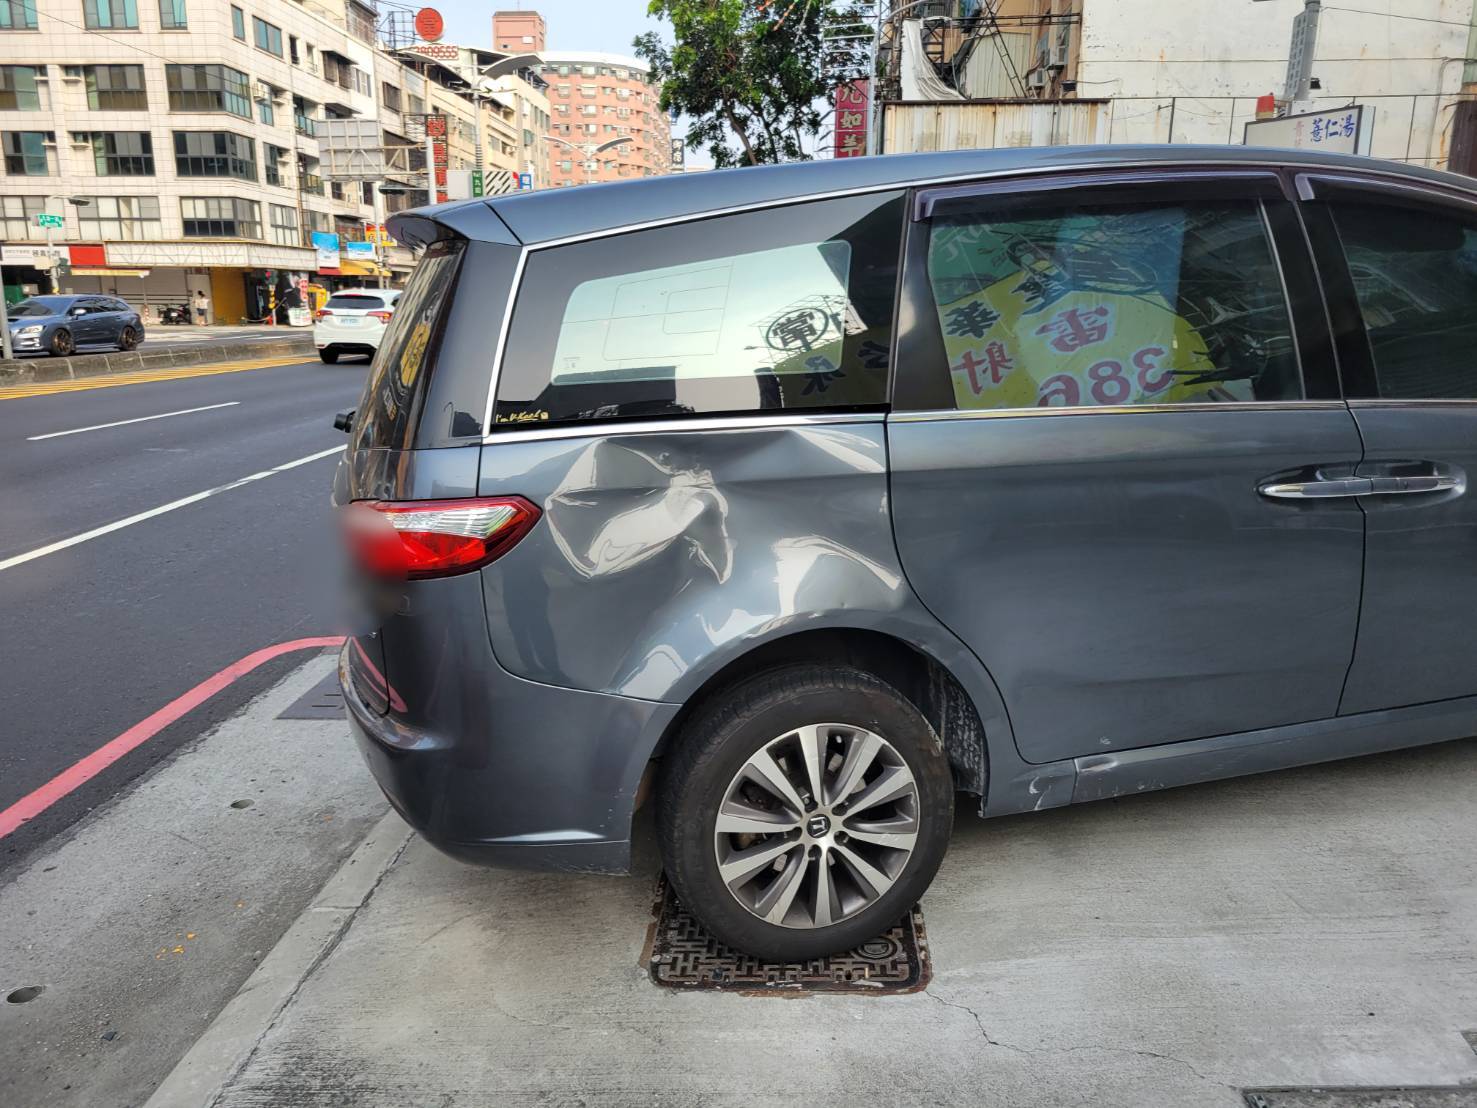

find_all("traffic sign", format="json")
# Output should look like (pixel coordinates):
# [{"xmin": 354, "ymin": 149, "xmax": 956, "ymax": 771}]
[{"xmin": 36, "ymin": 213, "xmax": 63, "ymax": 229}]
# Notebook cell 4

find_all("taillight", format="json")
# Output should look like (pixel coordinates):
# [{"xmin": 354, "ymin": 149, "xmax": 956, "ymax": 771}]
[
  {"xmin": 368, "ymin": 310, "xmax": 393, "ymax": 322},
  {"xmin": 343, "ymin": 496, "xmax": 540, "ymax": 580},
  {"xmin": 315, "ymin": 309, "xmax": 332, "ymax": 320}
]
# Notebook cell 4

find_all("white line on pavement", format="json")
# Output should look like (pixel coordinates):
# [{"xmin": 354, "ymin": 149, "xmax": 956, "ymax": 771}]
[
  {"xmin": 0, "ymin": 444, "xmax": 345, "ymax": 574},
  {"xmin": 26, "ymin": 402, "xmax": 242, "ymax": 441}
]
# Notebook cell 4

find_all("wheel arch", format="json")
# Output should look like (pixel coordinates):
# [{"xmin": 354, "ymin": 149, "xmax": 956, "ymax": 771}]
[{"xmin": 649, "ymin": 626, "xmax": 990, "ymax": 800}]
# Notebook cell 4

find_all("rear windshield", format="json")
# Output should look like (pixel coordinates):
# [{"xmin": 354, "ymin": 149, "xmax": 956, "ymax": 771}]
[
  {"xmin": 327, "ymin": 294, "xmax": 385, "ymax": 310},
  {"xmin": 350, "ymin": 239, "xmax": 464, "ymax": 452},
  {"xmin": 494, "ymin": 192, "xmax": 905, "ymax": 428}
]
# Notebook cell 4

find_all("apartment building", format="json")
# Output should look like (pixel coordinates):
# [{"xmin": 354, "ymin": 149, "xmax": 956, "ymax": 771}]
[
  {"xmin": 0, "ymin": 0, "xmax": 464, "ymax": 320},
  {"xmin": 537, "ymin": 51, "xmax": 671, "ymax": 186}
]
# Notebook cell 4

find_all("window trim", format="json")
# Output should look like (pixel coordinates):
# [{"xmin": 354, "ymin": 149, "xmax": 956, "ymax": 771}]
[
  {"xmin": 1298, "ymin": 171, "xmax": 1477, "ymax": 402},
  {"xmin": 891, "ymin": 168, "xmax": 1327, "ymax": 414}
]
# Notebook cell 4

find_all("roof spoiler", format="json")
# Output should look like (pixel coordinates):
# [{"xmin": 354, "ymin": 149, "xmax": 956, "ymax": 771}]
[{"xmin": 387, "ymin": 199, "xmax": 520, "ymax": 250}]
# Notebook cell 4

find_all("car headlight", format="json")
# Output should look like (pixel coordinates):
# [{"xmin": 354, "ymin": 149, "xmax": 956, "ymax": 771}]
[{"xmin": 15, "ymin": 325, "xmax": 43, "ymax": 336}]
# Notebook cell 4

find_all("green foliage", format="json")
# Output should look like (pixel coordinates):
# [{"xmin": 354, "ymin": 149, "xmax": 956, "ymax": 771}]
[{"xmin": 635, "ymin": 0, "xmax": 870, "ymax": 168}]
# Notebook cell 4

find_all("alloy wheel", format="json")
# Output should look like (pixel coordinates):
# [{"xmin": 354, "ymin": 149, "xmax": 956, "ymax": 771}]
[
  {"xmin": 712, "ymin": 723, "xmax": 920, "ymax": 930},
  {"xmin": 52, "ymin": 330, "xmax": 72, "ymax": 356}
]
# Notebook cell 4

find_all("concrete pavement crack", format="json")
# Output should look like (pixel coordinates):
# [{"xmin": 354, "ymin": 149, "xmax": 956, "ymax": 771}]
[{"xmin": 925, "ymin": 990, "xmax": 1234, "ymax": 1092}]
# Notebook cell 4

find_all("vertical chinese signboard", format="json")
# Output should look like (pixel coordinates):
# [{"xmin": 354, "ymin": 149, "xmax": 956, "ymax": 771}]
[
  {"xmin": 834, "ymin": 80, "xmax": 869, "ymax": 158},
  {"xmin": 425, "ymin": 114, "xmax": 449, "ymax": 203}
]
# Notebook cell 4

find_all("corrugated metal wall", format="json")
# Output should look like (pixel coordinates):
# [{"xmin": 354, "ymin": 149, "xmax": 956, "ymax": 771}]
[
  {"xmin": 956, "ymin": 33, "xmax": 1033, "ymax": 99},
  {"xmin": 883, "ymin": 100, "xmax": 1110, "ymax": 152}
]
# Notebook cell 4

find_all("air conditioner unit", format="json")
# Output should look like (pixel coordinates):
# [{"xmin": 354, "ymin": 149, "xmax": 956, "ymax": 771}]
[
  {"xmin": 1049, "ymin": 25, "xmax": 1071, "ymax": 69},
  {"xmin": 1028, "ymin": 69, "xmax": 1048, "ymax": 90}
]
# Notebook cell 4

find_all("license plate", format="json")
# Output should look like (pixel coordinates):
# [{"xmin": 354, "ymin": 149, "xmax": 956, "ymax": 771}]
[{"xmin": 340, "ymin": 317, "xmax": 362, "ymax": 326}]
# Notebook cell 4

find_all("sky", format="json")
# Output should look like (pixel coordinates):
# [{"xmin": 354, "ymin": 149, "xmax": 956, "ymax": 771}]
[{"xmin": 437, "ymin": 0, "xmax": 665, "ymax": 64}]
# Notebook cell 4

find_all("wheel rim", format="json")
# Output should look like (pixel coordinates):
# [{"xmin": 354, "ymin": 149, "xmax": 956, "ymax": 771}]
[
  {"xmin": 54, "ymin": 331, "xmax": 71, "ymax": 355},
  {"xmin": 120, "ymin": 327, "xmax": 136, "ymax": 349},
  {"xmin": 712, "ymin": 723, "xmax": 920, "ymax": 930}
]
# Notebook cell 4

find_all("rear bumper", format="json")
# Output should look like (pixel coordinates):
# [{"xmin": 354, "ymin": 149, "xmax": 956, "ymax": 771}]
[{"xmin": 339, "ymin": 625, "xmax": 678, "ymax": 875}]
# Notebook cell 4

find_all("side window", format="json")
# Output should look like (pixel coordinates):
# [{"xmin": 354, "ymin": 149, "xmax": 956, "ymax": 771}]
[
  {"xmin": 921, "ymin": 196, "xmax": 1301, "ymax": 410},
  {"xmin": 494, "ymin": 192, "xmax": 904, "ymax": 428},
  {"xmin": 1328, "ymin": 199, "xmax": 1477, "ymax": 400}
]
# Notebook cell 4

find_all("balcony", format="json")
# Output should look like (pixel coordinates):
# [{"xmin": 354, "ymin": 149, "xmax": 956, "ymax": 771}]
[
  {"xmin": 295, "ymin": 113, "xmax": 316, "ymax": 138},
  {"xmin": 299, "ymin": 173, "xmax": 324, "ymax": 195}
]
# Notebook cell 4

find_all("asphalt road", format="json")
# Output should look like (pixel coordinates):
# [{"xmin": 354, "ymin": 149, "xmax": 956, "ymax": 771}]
[{"xmin": 0, "ymin": 356, "xmax": 370, "ymax": 867}]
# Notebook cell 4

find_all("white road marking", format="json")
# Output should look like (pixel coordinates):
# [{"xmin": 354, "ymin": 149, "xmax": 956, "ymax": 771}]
[
  {"xmin": 0, "ymin": 444, "xmax": 344, "ymax": 573},
  {"xmin": 26, "ymin": 401, "xmax": 241, "ymax": 441}
]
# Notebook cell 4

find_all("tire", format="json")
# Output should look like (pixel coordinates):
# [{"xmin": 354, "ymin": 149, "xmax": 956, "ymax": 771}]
[
  {"xmin": 117, "ymin": 326, "xmax": 139, "ymax": 352},
  {"xmin": 49, "ymin": 329, "xmax": 73, "ymax": 357},
  {"xmin": 318, "ymin": 349, "xmax": 340, "ymax": 364},
  {"xmin": 657, "ymin": 664, "xmax": 954, "ymax": 962}
]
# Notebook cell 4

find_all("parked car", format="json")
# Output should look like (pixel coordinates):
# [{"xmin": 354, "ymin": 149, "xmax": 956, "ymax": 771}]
[
  {"xmin": 332, "ymin": 145, "xmax": 1477, "ymax": 961},
  {"xmin": 6, "ymin": 295, "xmax": 144, "ymax": 356},
  {"xmin": 314, "ymin": 289, "xmax": 403, "ymax": 363}
]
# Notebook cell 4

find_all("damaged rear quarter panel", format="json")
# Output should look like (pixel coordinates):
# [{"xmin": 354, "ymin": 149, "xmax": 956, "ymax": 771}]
[{"xmin": 477, "ymin": 421, "xmax": 916, "ymax": 701}]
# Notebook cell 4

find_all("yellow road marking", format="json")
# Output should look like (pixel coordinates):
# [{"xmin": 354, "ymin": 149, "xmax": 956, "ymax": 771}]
[{"xmin": 0, "ymin": 355, "xmax": 312, "ymax": 400}]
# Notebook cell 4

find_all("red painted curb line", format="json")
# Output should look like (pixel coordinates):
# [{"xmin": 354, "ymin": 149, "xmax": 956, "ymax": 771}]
[{"xmin": 0, "ymin": 636, "xmax": 346, "ymax": 840}]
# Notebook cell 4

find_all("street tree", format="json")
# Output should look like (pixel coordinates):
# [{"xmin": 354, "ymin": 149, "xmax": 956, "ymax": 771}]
[{"xmin": 635, "ymin": 0, "xmax": 871, "ymax": 168}]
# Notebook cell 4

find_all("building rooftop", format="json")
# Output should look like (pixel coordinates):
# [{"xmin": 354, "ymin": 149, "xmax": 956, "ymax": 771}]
[{"xmin": 394, "ymin": 144, "xmax": 1476, "ymax": 248}]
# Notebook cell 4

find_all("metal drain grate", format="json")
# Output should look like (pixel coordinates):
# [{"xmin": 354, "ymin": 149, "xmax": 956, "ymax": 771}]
[
  {"xmin": 644, "ymin": 875, "xmax": 929, "ymax": 994},
  {"xmin": 1244, "ymin": 1089, "xmax": 1477, "ymax": 1107},
  {"xmin": 276, "ymin": 671, "xmax": 346, "ymax": 720}
]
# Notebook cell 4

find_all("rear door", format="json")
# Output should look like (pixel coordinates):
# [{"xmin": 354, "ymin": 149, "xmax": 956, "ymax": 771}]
[
  {"xmin": 887, "ymin": 169, "xmax": 1367, "ymax": 765},
  {"xmin": 71, "ymin": 299, "xmax": 106, "ymax": 344},
  {"xmin": 1299, "ymin": 173, "xmax": 1477, "ymax": 714}
]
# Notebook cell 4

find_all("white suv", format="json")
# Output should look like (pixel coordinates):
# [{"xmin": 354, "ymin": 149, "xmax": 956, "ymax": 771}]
[{"xmin": 314, "ymin": 289, "xmax": 403, "ymax": 363}]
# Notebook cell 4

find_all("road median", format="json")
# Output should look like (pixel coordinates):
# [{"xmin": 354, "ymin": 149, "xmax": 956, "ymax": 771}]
[{"xmin": 0, "ymin": 333, "xmax": 317, "ymax": 387}]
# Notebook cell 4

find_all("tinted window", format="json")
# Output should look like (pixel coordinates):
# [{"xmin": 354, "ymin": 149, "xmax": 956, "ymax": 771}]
[
  {"xmin": 326, "ymin": 294, "xmax": 385, "ymax": 310},
  {"xmin": 351, "ymin": 239, "xmax": 464, "ymax": 452},
  {"xmin": 494, "ymin": 192, "xmax": 905, "ymax": 428},
  {"xmin": 922, "ymin": 197, "xmax": 1300, "ymax": 410},
  {"xmin": 1330, "ymin": 200, "xmax": 1477, "ymax": 399}
]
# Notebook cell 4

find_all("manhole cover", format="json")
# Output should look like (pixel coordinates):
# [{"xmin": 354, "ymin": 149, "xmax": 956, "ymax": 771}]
[
  {"xmin": 277, "ymin": 672, "xmax": 346, "ymax": 720},
  {"xmin": 1244, "ymin": 1089, "xmax": 1477, "ymax": 1107},
  {"xmin": 644, "ymin": 874, "xmax": 929, "ymax": 995}
]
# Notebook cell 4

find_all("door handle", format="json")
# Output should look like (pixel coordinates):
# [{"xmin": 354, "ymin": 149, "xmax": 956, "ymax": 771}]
[
  {"xmin": 1258, "ymin": 475, "xmax": 1371, "ymax": 500},
  {"xmin": 1364, "ymin": 474, "xmax": 1461, "ymax": 496}
]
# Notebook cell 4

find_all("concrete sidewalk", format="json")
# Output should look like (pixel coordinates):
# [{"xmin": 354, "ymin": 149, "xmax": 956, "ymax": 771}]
[{"xmin": 150, "ymin": 732, "xmax": 1477, "ymax": 1106}]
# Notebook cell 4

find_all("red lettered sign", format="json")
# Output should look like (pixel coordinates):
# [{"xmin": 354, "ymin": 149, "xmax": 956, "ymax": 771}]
[{"xmin": 834, "ymin": 80, "xmax": 869, "ymax": 158}]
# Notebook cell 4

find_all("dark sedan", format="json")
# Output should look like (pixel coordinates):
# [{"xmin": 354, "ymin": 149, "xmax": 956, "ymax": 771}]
[{"xmin": 6, "ymin": 295, "xmax": 145, "ymax": 357}]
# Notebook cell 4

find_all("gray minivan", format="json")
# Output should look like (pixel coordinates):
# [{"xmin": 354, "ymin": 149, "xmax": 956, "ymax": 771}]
[{"xmin": 335, "ymin": 145, "xmax": 1477, "ymax": 961}]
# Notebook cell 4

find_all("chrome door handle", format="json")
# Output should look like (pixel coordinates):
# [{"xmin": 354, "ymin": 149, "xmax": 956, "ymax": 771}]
[
  {"xmin": 1365, "ymin": 474, "xmax": 1460, "ymax": 495},
  {"xmin": 1259, "ymin": 476, "xmax": 1372, "ymax": 500}
]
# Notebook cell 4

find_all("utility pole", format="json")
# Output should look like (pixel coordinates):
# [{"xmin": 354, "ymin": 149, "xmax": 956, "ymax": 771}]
[{"xmin": 1255, "ymin": 0, "xmax": 1321, "ymax": 106}]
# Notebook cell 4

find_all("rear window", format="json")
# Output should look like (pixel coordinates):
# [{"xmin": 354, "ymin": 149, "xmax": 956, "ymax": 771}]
[
  {"xmin": 327, "ymin": 293, "xmax": 386, "ymax": 310},
  {"xmin": 350, "ymin": 240, "xmax": 464, "ymax": 452},
  {"xmin": 493, "ymin": 192, "xmax": 905, "ymax": 428}
]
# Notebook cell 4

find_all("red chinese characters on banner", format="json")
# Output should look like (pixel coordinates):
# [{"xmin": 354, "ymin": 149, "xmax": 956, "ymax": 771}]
[
  {"xmin": 424, "ymin": 115, "xmax": 449, "ymax": 202},
  {"xmin": 834, "ymin": 80, "xmax": 869, "ymax": 159}
]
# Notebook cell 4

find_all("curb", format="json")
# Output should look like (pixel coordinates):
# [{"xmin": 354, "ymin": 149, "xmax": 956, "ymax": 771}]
[
  {"xmin": 0, "ymin": 335, "xmax": 316, "ymax": 386},
  {"xmin": 141, "ymin": 809, "xmax": 412, "ymax": 1108}
]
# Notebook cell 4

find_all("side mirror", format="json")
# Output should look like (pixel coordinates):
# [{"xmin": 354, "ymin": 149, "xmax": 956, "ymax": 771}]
[
  {"xmin": 333, "ymin": 409, "xmax": 356, "ymax": 433},
  {"xmin": 69, "ymin": 307, "xmax": 87, "ymax": 317}
]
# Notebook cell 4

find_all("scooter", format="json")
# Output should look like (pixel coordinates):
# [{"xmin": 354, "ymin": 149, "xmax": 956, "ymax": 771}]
[{"xmin": 159, "ymin": 304, "xmax": 191, "ymax": 325}]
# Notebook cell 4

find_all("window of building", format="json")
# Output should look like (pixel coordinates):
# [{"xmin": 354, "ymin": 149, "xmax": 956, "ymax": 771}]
[
  {"xmin": 252, "ymin": 16, "xmax": 282, "ymax": 56},
  {"xmin": 268, "ymin": 202, "xmax": 296, "ymax": 245},
  {"xmin": 0, "ymin": 65, "xmax": 43, "ymax": 110},
  {"xmin": 92, "ymin": 131, "xmax": 153, "ymax": 174},
  {"xmin": 85, "ymin": 64, "xmax": 146, "ymax": 109},
  {"xmin": 83, "ymin": 0, "xmax": 137, "ymax": 29},
  {"xmin": 557, "ymin": 159, "xmax": 571, "ymax": 172},
  {"xmin": 77, "ymin": 194, "xmax": 160, "ymax": 238},
  {"xmin": 381, "ymin": 82, "xmax": 401, "ymax": 111},
  {"xmin": 166, "ymin": 64, "xmax": 251, "ymax": 118},
  {"xmin": 0, "ymin": 0, "xmax": 39, "ymax": 29},
  {"xmin": 1330, "ymin": 199, "xmax": 1477, "ymax": 399},
  {"xmin": 918, "ymin": 196, "xmax": 1300, "ymax": 411},
  {"xmin": 0, "ymin": 194, "xmax": 44, "ymax": 237},
  {"xmin": 258, "ymin": 95, "xmax": 274, "ymax": 125},
  {"xmin": 2, "ymin": 131, "xmax": 51, "ymax": 175},
  {"xmin": 157, "ymin": 0, "xmax": 185, "ymax": 29},
  {"xmin": 173, "ymin": 130, "xmax": 256, "ymax": 180},
  {"xmin": 230, "ymin": 4, "xmax": 243, "ymax": 39},
  {"xmin": 263, "ymin": 142, "xmax": 286, "ymax": 185},
  {"xmin": 181, "ymin": 195, "xmax": 259, "ymax": 237},
  {"xmin": 292, "ymin": 96, "xmax": 314, "ymax": 136},
  {"xmin": 494, "ymin": 192, "xmax": 906, "ymax": 428}
]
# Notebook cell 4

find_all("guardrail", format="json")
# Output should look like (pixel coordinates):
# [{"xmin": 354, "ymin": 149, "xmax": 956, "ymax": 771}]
[{"xmin": 0, "ymin": 333, "xmax": 318, "ymax": 387}]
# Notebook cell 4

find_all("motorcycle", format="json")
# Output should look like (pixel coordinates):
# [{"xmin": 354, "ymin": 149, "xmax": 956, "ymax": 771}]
[{"xmin": 159, "ymin": 304, "xmax": 191, "ymax": 325}]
